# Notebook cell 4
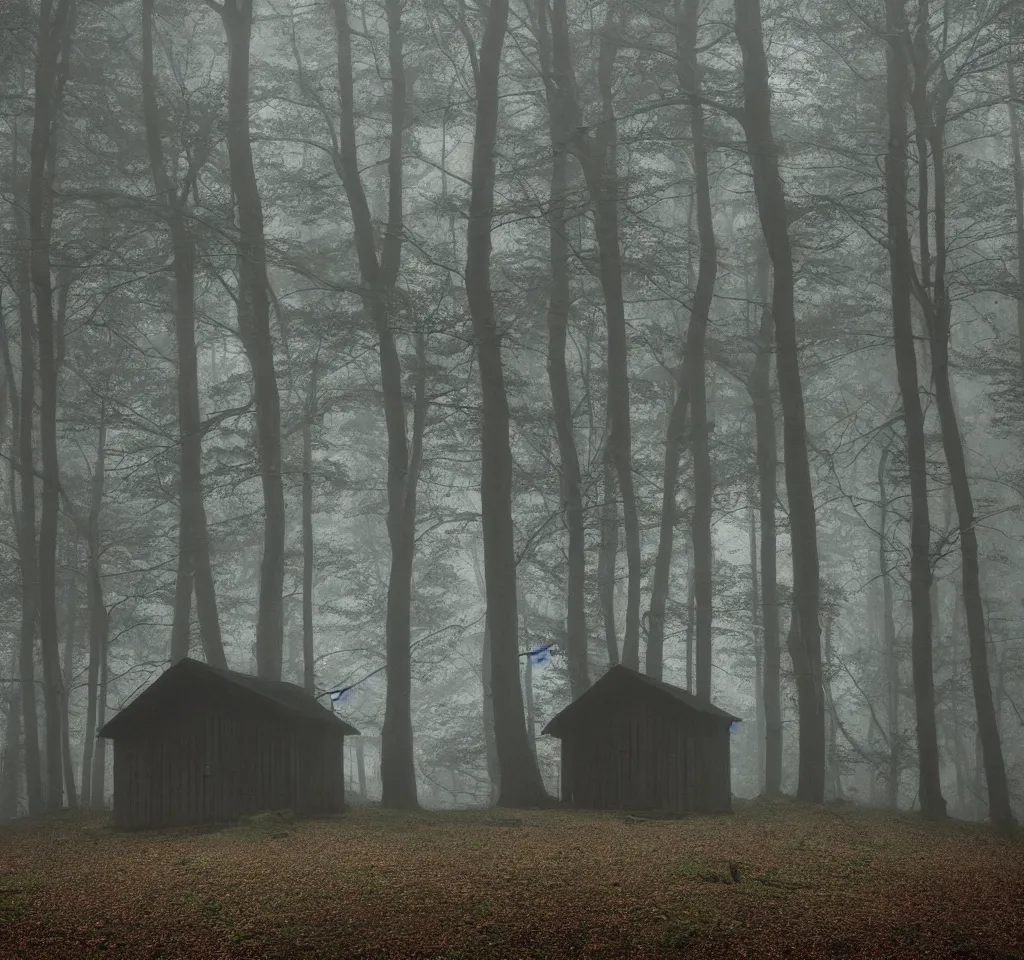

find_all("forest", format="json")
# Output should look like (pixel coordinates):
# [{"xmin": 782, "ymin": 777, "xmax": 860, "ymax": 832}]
[{"xmin": 1, "ymin": 0, "xmax": 1023, "ymax": 835}]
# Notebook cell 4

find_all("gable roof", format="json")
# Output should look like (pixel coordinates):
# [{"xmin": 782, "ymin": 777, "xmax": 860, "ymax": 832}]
[
  {"xmin": 98, "ymin": 658, "xmax": 359, "ymax": 739},
  {"xmin": 541, "ymin": 664, "xmax": 740, "ymax": 737}
]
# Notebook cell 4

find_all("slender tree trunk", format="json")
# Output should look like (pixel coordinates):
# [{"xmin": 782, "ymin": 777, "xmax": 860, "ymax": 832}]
[
  {"xmin": 217, "ymin": 0, "xmax": 285, "ymax": 681},
  {"xmin": 12, "ymin": 120, "xmax": 43, "ymax": 819},
  {"xmin": 749, "ymin": 238, "xmax": 781, "ymax": 796},
  {"xmin": 89, "ymin": 629, "xmax": 107, "ymax": 810},
  {"xmin": 0, "ymin": 658, "xmax": 21, "ymax": 819},
  {"xmin": 907, "ymin": 24, "xmax": 1013, "ymax": 826},
  {"xmin": 678, "ymin": 0, "xmax": 716, "ymax": 700},
  {"xmin": 823, "ymin": 610, "xmax": 843, "ymax": 800},
  {"xmin": 355, "ymin": 738, "xmax": 367, "ymax": 800},
  {"xmin": 749, "ymin": 506, "xmax": 765, "ymax": 793},
  {"xmin": 331, "ymin": 0, "xmax": 419, "ymax": 809},
  {"xmin": 645, "ymin": 0, "xmax": 720, "ymax": 684},
  {"xmin": 464, "ymin": 0, "xmax": 548, "ymax": 806},
  {"xmin": 881, "ymin": 0, "xmax": 945, "ymax": 819},
  {"xmin": 536, "ymin": 1, "xmax": 588, "ymax": 696},
  {"xmin": 301, "ymin": 384, "xmax": 315, "ymax": 695},
  {"xmin": 142, "ymin": 0, "xmax": 225, "ymax": 669},
  {"xmin": 598, "ymin": 446, "xmax": 619, "ymax": 667},
  {"xmin": 549, "ymin": 0, "xmax": 640, "ymax": 669},
  {"xmin": 60, "ymin": 542, "xmax": 78, "ymax": 810},
  {"xmin": 685, "ymin": 558, "xmax": 695, "ymax": 693},
  {"xmin": 878, "ymin": 445, "xmax": 900, "ymax": 808},
  {"xmin": 81, "ymin": 414, "xmax": 106, "ymax": 808},
  {"xmin": 29, "ymin": 0, "xmax": 75, "ymax": 814},
  {"xmin": 735, "ymin": 0, "xmax": 825, "ymax": 803},
  {"xmin": 1008, "ymin": 54, "xmax": 1024, "ymax": 369}
]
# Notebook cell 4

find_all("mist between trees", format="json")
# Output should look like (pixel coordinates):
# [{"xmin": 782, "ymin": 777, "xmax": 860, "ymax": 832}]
[{"xmin": 0, "ymin": 0, "xmax": 1022, "ymax": 828}]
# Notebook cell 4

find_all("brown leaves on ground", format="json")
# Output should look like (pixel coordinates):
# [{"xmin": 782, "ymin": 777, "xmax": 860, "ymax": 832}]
[{"xmin": 1, "ymin": 798, "xmax": 1022, "ymax": 959}]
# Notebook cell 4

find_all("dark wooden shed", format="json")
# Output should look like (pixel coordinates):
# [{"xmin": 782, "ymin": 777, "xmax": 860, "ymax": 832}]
[
  {"xmin": 542, "ymin": 665, "xmax": 740, "ymax": 815},
  {"xmin": 98, "ymin": 658, "xmax": 359, "ymax": 829}
]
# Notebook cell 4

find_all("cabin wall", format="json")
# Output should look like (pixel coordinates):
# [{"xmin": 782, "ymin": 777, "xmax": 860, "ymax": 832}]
[
  {"xmin": 111, "ymin": 688, "xmax": 346, "ymax": 828},
  {"xmin": 560, "ymin": 696, "xmax": 732, "ymax": 816}
]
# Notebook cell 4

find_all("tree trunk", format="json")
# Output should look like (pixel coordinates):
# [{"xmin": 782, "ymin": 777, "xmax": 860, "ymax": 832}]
[
  {"xmin": 749, "ymin": 238, "xmax": 781, "ymax": 797},
  {"xmin": 302, "ymin": 387, "xmax": 315, "ymax": 695},
  {"xmin": 355, "ymin": 737, "xmax": 367, "ymax": 800},
  {"xmin": 81, "ymin": 414, "xmax": 107, "ymax": 809},
  {"xmin": 217, "ymin": 0, "xmax": 285, "ymax": 681},
  {"xmin": 823, "ymin": 609, "xmax": 843, "ymax": 800},
  {"xmin": 685, "ymin": 558, "xmax": 695, "ymax": 693},
  {"xmin": 29, "ymin": 0, "xmax": 75, "ymax": 814},
  {"xmin": 12, "ymin": 123, "xmax": 43, "ymax": 820},
  {"xmin": 481, "ymin": 625, "xmax": 499, "ymax": 804},
  {"xmin": 678, "ymin": 0, "xmax": 716, "ymax": 700},
  {"xmin": 598, "ymin": 446, "xmax": 619, "ymax": 667},
  {"xmin": 535, "ymin": 2, "xmax": 589, "ymax": 697},
  {"xmin": 907, "ymin": 22, "xmax": 1013, "ymax": 827},
  {"xmin": 644, "ymin": 0, "xmax": 721, "ymax": 685},
  {"xmin": 331, "ymin": 0, "xmax": 420, "ymax": 810},
  {"xmin": 60, "ymin": 542, "xmax": 78, "ymax": 810},
  {"xmin": 464, "ymin": 0, "xmax": 548, "ymax": 807},
  {"xmin": 548, "ymin": 0, "xmax": 640, "ymax": 670},
  {"xmin": 1008, "ymin": 54, "xmax": 1024, "ymax": 369},
  {"xmin": 881, "ymin": 0, "xmax": 945, "ymax": 819},
  {"xmin": 0, "ymin": 666, "xmax": 21, "ymax": 819},
  {"xmin": 142, "ymin": 0, "xmax": 226, "ymax": 670},
  {"xmin": 89, "ymin": 628, "xmax": 107, "ymax": 810},
  {"xmin": 735, "ymin": 0, "xmax": 825, "ymax": 803},
  {"xmin": 878, "ymin": 445, "xmax": 900, "ymax": 809},
  {"xmin": 749, "ymin": 506, "xmax": 765, "ymax": 793}
]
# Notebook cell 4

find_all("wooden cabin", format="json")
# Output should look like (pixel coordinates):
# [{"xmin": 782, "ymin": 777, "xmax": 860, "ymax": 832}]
[
  {"xmin": 98, "ymin": 657, "xmax": 358, "ymax": 829},
  {"xmin": 542, "ymin": 665, "xmax": 739, "ymax": 815}
]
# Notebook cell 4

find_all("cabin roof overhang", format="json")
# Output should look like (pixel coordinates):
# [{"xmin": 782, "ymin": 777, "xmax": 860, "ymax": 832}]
[
  {"xmin": 98, "ymin": 658, "xmax": 360, "ymax": 739},
  {"xmin": 542, "ymin": 664, "xmax": 741, "ymax": 738}
]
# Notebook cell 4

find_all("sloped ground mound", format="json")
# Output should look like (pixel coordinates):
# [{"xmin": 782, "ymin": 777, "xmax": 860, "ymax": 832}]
[{"xmin": 1, "ymin": 799, "xmax": 1021, "ymax": 958}]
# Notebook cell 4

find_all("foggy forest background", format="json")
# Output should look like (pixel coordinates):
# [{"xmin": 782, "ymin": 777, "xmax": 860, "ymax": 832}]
[{"xmin": 0, "ymin": 0, "xmax": 1022, "ymax": 828}]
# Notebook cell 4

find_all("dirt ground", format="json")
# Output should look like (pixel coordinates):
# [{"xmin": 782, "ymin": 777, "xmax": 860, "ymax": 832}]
[{"xmin": 1, "ymin": 798, "xmax": 1021, "ymax": 958}]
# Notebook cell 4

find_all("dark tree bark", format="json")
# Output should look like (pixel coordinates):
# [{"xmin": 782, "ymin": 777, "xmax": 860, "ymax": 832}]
[
  {"xmin": 1008, "ymin": 44, "xmax": 1024, "ymax": 368},
  {"xmin": 535, "ymin": 0, "xmax": 589, "ymax": 698},
  {"xmin": 881, "ymin": 0, "xmax": 945, "ymax": 819},
  {"xmin": 215, "ymin": 0, "xmax": 286, "ymax": 681},
  {"xmin": 301, "ymin": 371, "xmax": 316, "ymax": 696},
  {"xmin": 549, "ymin": 0, "xmax": 641, "ymax": 670},
  {"xmin": 142, "ymin": 0, "xmax": 226, "ymax": 670},
  {"xmin": 645, "ymin": 0, "xmax": 720, "ymax": 684},
  {"xmin": 678, "ymin": 0, "xmax": 715, "ymax": 701},
  {"xmin": 906, "ymin": 11, "xmax": 1012, "ymax": 829},
  {"xmin": 481, "ymin": 624, "xmax": 500, "ymax": 804},
  {"xmin": 331, "ymin": 0, "xmax": 421, "ymax": 808},
  {"xmin": 80, "ymin": 412, "xmax": 107, "ymax": 809},
  {"xmin": 464, "ymin": 0, "xmax": 549, "ymax": 807},
  {"xmin": 598, "ymin": 446, "xmax": 619, "ymax": 667},
  {"xmin": 8, "ymin": 132, "xmax": 43, "ymax": 813},
  {"xmin": 0, "ymin": 676, "xmax": 21, "ymax": 819},
  {"xmin": 877, "ymin": 444, "xmax": 900, "ymax": 809},
  {"xmin": 748, "ymin": 238, "xmax": 781, "ymax": 797},
  {"xmin": 59, "ymin": 541, "xmax": 78, "ymax": 810},
  {"xmin": 748, "ymin": 507, "xmax": 765, "ymax": 792},
  {"xmin": 823, "ymin": 609, "xmax": 843, "ymax": 801},
  {"xmin": 685, "ymin": 557, "xmax": 695, "ymax": 692},
  {"xmin": 29, "ymin": 0, "xmax": 75, "ymax": 813},
  {"xmin": 735, "ymin": 0, "xmax": 825, "ymax": 803}
]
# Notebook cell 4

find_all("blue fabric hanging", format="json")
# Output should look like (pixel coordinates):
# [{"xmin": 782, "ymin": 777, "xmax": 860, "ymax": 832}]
[{"xmin": 527, "ymin": 643, "xmax": 553, "ymax": 668}]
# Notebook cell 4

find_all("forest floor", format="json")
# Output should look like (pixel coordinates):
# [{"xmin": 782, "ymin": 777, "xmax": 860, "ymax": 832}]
[{"xmin": 0, "ymin": 797, "xmax": 1021, "ymax": 959}]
